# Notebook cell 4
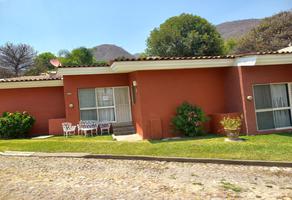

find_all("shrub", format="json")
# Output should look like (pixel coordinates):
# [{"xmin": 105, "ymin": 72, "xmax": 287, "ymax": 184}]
[
  {"xmin": 220, "ymin": 116, "xmax": 242, "ymax": 131},
  {"xmin": 0, "ymin": 111, "xmax": 35, "ymax": 138},
  {"xmin": 172, "ymin": 102, "xmax": 208, "ymax": 136}
]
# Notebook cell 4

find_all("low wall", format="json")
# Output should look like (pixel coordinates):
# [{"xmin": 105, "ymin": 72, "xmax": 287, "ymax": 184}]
[{"xmin": 49, "ymin": 118, "xmax": 66, "ymax": 135}]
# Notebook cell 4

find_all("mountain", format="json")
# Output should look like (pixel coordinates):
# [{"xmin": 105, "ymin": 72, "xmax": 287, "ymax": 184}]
[
  {"xmin": 91, "ymin": 44, "xmax": 134, "ymax": 61},
  {"xmin": 92, "ymin": 19, "xmax": 263, "ymax": 59},
  {"xmin": 216, "ymin": 19, "xmax": 261, "ymax": 40}
]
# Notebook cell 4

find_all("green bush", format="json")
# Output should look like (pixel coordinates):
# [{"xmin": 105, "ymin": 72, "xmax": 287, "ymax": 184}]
[
  {"xmin": 0, "ymin": 111, "xmax": 35, "ymax": 138},
  {"xmin": 172, "ymin": 102, "xmax": 208, "ymax": 136}
]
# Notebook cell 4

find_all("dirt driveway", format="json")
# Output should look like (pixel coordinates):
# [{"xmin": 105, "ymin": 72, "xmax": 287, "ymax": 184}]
[{"xmin": 0, "ymin": 156, "xmax": 291, "ymax": 199}]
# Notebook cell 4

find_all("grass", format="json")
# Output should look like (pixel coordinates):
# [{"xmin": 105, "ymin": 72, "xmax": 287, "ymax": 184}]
[
  {"xmin": 220, "ymin": 179, "xmax": 242, "ymax": 193},
  {"xmin": 0, "ymin": 133, "xmax": 292, "ymax": 161}
]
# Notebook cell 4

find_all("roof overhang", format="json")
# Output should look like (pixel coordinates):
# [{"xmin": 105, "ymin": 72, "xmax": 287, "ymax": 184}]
[
  {"xmin": 57, "ymin": 53, "xmax": 292, "ymax": 76},
  {"xmin": 0, "ymin": 80, "xmax": 63, "ymax": 89},
  {"xmin": 235, "ymin": 54, "xmax": 292, "ymax": 67},
  {"xmin": 111, "ymin": 59, "xmax": 234, "ymax": 73},
  {"xmin": 57, "ymin": 67, "xmax": 117, "ymax": 76}
]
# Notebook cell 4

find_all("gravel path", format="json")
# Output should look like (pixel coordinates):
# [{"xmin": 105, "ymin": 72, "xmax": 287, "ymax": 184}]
[{"xmin": 0, "ymin": 156, "xmax": 291, "ymax": 200}]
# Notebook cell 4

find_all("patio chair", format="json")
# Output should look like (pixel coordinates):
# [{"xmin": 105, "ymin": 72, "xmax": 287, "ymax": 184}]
[
  {"xmin": 99, "ymin": 122, "xmax": 112, "ymax": 135},
  {"xmin": 62, "ymin": 122, "xmax": 76, "ymax": 138},
  {"xmin": 78, "ymin": 120, "xmax": 98, "ymax": 136}
]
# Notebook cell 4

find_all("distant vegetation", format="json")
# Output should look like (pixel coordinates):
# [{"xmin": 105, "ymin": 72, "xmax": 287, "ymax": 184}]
[
  {"xmin": 0, "ymin": 11, "xmax": 291, "ymax": 77},
  {"xmin": 235, "ymin": 11, "xmax": 292, "ymax": 53}
]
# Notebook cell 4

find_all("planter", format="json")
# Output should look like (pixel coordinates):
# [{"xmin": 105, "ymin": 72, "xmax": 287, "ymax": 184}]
[
  {"xmin": 210, "ymin": 113, "xmax": 242, "ymax": 135},
  {"xmin": 224, "ymin": 128, "xmax": 240, "ymax": 140}
]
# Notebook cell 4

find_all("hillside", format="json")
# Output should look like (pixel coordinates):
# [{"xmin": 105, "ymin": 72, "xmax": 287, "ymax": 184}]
[
  {"xmin": 91, "ymin": 44, "xmax": 134, "ymax": 61},
  {"xmin": 216, "ymin": 19, "xmax": 261, "ymax": 39}
]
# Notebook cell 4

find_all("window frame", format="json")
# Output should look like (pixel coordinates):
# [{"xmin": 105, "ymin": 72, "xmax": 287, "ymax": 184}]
[
  {"xmin": 253, "ymin": 82, "xmax": 292, "ymax": 131},
  {"xmin": 78, "ymin": 86, "xmax": 131, "ymax": 123}
]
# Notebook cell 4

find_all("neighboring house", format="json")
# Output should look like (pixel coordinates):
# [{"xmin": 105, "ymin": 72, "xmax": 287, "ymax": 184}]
[
  {"xmin": 0, "ymin": 51, "xmax": 292, "ymax": 139},
  {"xmin": 278, "ymin": 45, "xmax": 292, "ymax": 53}
]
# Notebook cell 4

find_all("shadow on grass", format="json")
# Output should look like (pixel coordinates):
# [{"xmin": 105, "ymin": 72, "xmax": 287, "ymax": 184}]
[
  {"xmin": 148, "ymin": 134, "xmax": 223, "ymax": 144},
  {"xmin": 273, "ymin": 132, "xmax": 292, "ymax": 137}
]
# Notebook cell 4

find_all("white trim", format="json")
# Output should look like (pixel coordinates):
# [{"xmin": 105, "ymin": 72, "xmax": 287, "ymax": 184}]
[
  {"xmin": 127, "ymin": 86, "xmax": 133, "ymax": 122},
  {"xmin": 255, "ymin": 107, "xmax": 291, "ymax": 112},
  {"xmin": 234, "ymin": 56, "xmax": 257, "ymax": 66},
  {"xmin": 58, "ymin": 67, "xmax": 116, "ymax": 76},
  {"xmin": 111, "ymin": 59, "xmax": 234, "ymax": 73},
  {"xmin": 255, "ymin": 54, "xmax": 292, "ymax": 66},
  {"xmin": 257, "ymin": 126, "xmax": 292, "ymax": 132},
  {"xmin": 0, "ymin": 80, "xmax": 63, "ymax": 89},
  {"xmin": 56, "ymin": 54, "xmax": 292, "ymax": 76},
  {"xmin": 112, "ymin": 87, "xmax": 117, "ymax": 122}
]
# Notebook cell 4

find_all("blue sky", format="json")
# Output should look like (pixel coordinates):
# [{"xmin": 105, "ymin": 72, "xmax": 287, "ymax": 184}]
[{"xmin": 0, "ymin": 0, "xmax": 291, "ymax": 54}]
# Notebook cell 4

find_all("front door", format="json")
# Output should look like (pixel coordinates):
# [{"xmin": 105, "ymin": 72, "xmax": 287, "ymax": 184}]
[
  {"xmin": 114, "ymin": 87, "xmax": 132, "ymax": 123},
  {"xmin": 78, "ymin": 86, "xmax": 132, "ymax": 123}
]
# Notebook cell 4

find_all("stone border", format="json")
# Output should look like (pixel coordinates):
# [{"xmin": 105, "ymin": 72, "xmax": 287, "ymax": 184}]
[
  {"xmin": 1, "ymin": 151, "xmax": 292, "ymax": 167},
  {"xmin": 83, "ymin": 154, "xmax": 292, "ymax": 168}
]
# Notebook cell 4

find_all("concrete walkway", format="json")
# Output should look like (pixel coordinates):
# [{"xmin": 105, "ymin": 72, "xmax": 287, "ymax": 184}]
[{"xmin": 112, "ymin": 134, "xmax": 142, "ymax": 141}]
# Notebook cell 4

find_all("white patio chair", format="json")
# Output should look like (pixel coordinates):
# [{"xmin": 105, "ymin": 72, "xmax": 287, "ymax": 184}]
[
  {"xmin": 78, "ymin": 120, "xmax": 98, "ymax": 136},
  {"xmin": 62, "ymin": 122, "xmax": 76, "ymax": 138},
  {"xmin": 99, "ymin": 122, "xmax": 111, "ymax": 135}
]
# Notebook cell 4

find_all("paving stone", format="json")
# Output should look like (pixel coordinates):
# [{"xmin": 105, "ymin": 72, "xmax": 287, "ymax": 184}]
[{"xmin": 0, "ymin": 156, "xmax": 291, "ymax": 199}]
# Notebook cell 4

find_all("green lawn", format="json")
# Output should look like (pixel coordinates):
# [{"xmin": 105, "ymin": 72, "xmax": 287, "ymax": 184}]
[{"xmin": 0, "ymin": 133, "xmax": 292, "ymax": 161}]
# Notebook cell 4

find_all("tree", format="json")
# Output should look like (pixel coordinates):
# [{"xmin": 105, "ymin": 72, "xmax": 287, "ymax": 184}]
[
  {"xmin": 25, "ymin": 52, "xmax": 56, "ymax": 76},
  {"xmin": 58, "ymin": 49, "xmax": 70, "ymax": 57},
  {"xmin": 60, "ymin": 47, "xmax": 94, "ymax": 65},
  {"xmin": 236, "ymin": 11, "xmax": 292, "ymax": 53},
  {"xmin": 0, "ymin": 43, "xmax": 36, "ymax": 76},
  {"xmin": 146, "ymin": 13, "xmax": 224, "ymax": 57},
  {"xmin": 223, "ymin": 38, "xmax": 238, "ymax": 54},
  {"xmin": 0, "ymin": 68, "xmax": 13, "ymax": 79}
]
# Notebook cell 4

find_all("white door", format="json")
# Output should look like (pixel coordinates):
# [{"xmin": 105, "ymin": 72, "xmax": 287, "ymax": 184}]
[
  {"xmin": 96, "ymin": 88, "xmax": 115, "ymax": 122},
  {"xmin": 114, "ymin": 87, "xmax": 132, "ymax": 123}
]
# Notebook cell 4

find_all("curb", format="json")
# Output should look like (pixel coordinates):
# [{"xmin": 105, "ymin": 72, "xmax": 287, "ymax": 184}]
[
  {"xmin": 83, "ymin": 154, "xmax": 292, "ymax": 168},
  {"xmin": 1, "ymin": 151, "xmax": 292, "ymax": 167}
]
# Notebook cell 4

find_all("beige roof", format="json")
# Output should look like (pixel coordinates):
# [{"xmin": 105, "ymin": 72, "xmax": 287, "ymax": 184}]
[
  {"xmin": 0, "ymin": 74, "xmax": 62, "ymax": 83},
  {"xmin": 278, "ymin": 46, "xmax": 292, "ymax": 53}
]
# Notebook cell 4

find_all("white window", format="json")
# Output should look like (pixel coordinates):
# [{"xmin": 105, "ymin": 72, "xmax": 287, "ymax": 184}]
[
  {"xmin": 78, "ymin": 87, "xmax": 132, "ymax": 123},
  {"xmin": 79, "ymin": 89, "xmax": 97, "ymax": 121},
  {"xmin": 253, "ymin": 83, "xmax": 292, "ymax": 130}
]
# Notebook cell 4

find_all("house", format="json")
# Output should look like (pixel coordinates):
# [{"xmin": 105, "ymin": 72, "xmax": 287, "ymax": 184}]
[{"xmin": 0, "ymin": 51, "xmax": 292, "ymax": 139}]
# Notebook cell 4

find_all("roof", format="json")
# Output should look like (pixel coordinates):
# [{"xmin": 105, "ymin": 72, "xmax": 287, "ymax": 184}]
[
  {"xmin": 1, "ymin": 50, "xmax": 292, "ymax": 84},
  {"xmin": 0, "ymin": 74, "xmax": 62, "ymax": 83},
  {"xmin": 114, "ymin": 55, "xmax": 236, "ymax": 62},
  {"xmin": 57, "ymin": 63, "xmax": 110, "ymax": 68},
  {"xmin": 113, "ymin": 51, "xmax": 292, "ymax": 62},
  {"xmin": 55, "ymin": 51, "xmax": 292, "ymax": 68},
  {"xmin": 278, "ymin": 46, "xmax": 292, "ymax": 53}
]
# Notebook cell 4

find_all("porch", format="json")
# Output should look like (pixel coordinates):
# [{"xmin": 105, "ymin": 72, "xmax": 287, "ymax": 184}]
[{"xmin": 49, "ymin": 82, "xmax": 136, "ymax": 136}]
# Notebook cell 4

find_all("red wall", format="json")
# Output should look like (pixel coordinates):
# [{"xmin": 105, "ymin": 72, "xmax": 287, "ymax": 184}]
[
  {"xmin": 1, "ymin": 64, "xmax": 291, "ymax": 138},
  {"xmin": 131, "ymin": 68, "xmax": 231, "ymax": 139},
  {"xmin": 0, "ymin": 87, "xmax": 65, "ymax": 135},
  {"xmin": 128, "ymin": 72, "xmax": 144, "ymax": 137},
  {"xmin": 63, "ymin": 74, "xmax": 130, "ymax": 124},
  {"xmin": 241, "ymin": 64, "xmax": 292, "ymax": 134}
]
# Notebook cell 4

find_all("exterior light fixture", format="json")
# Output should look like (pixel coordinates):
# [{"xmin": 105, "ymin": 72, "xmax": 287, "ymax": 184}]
[{"xmin": 246, "ymin": 96, "xmax": 253, "ymax": 101}]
